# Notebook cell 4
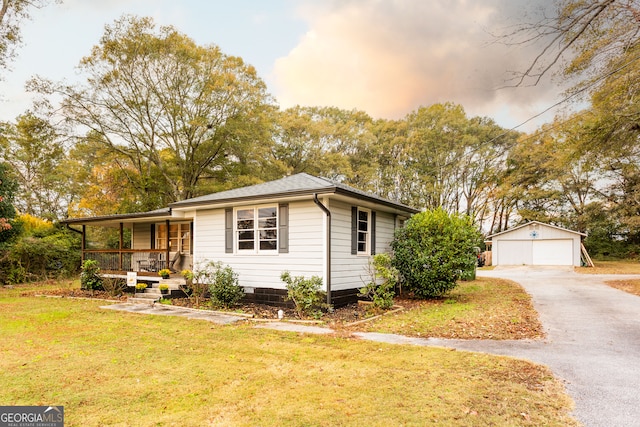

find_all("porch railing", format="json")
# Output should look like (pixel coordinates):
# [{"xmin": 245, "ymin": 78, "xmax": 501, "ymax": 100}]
[{"xmin": 83, "ymin": 249, "xmax": 169, "ymax": 274}]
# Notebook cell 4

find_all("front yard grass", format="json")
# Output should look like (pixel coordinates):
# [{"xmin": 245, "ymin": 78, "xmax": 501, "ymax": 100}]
[
  {"xmin": 355, "ymin": 278, "xmax": 543, "ymax": 340},
  {"xmin": 575, "ymin": 259, "xmax": 640, "ymax": 274},
  {"xmin": 0, "ymin": 284, "xmax": 575, "ymax": 426}
]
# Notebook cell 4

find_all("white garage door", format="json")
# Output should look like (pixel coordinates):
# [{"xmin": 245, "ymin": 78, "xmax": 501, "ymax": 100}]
[
  {"xmin": 532, "ymin": 239, "xmax": 573, "ymax": 265},
  {"xmin": 497, "ymin": 240, "xmax": 532, "ymax": 265}
]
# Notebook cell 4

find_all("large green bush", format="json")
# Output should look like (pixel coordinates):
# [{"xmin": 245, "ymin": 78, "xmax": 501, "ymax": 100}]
[
  {"xmin": 359, "ymin": 253, "xmax": 398, "ymax": 310},
  {"xmin": 391, "ymin": 208, "xmax": 481, "ymax": 298},
  {"xmin": 80, "ymin": 259, "xmax": 103, "ymax": 291},
  {"xmin": 281, "ymin": 271, "xmax": 326, "ymax": 318},
  {"xmin": 191, "ymin": 261, "xmax": 245, "ymax": 308},
  {"xmin": 0, "ymin": 221, "xmax": 81, "ymax": 285},
  {"xmin": 208, "ymin": 263, "xmax": 244, "ymax": 308}
]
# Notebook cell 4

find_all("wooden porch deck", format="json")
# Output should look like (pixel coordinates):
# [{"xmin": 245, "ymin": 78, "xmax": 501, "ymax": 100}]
[{"xmin": 83, "ymin": 249, "xmax": 185, "ymax": 275}]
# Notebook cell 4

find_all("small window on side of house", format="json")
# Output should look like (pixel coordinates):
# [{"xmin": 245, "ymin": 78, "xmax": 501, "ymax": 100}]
[{"xmin": 357, "ymin": 208, "xmax": 370, "ymax": 255}]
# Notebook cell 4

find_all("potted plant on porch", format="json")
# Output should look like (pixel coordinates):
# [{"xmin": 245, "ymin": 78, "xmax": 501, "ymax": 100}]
[
  {"xmin": 158, "ymin": 269, "xmax": 171, "ymax": 279},
  {"xmin": 159, "ymin": 283, "xmax": 170, "ymax": 295},
  {"xmin": 135, "ymin": 282, "xmax": 148, "ymax": 293}
]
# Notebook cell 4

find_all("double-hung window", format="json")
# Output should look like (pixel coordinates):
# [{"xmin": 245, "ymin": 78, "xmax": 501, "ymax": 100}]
[
  {"xmin": 356, "ymin": 208, "xmax": 370, "ymax": 254},
  {"xmin": 236, "ymin": 205, "xmax": 278, "ymax": 253},
  {"xmin": 351, "ymin": 206, "xmax": 375, "ymax": 256}
]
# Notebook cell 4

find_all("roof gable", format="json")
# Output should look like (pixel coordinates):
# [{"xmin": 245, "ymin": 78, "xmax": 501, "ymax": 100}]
[
  {"xmin": 487, "ymin": 221, "xmax": 586, "ymax": 238},
  {"xmin": 170, "ymin": 173, "xmax": 419, "ymax": 213}
]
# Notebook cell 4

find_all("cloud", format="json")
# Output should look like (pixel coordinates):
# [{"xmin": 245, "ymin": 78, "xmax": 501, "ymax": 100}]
[{"xmin": 271, "ymin": 0, "xmax": 564, "ymax": 129}]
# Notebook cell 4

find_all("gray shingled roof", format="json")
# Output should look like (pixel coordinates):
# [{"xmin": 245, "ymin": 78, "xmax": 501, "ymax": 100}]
[
  {"xmin": 171, "ymin": 173, "xmax": 419, "ymax": 213},
  {"xmin": 61, "ymin": 207, "xmax": 172, "ymax": 225}
]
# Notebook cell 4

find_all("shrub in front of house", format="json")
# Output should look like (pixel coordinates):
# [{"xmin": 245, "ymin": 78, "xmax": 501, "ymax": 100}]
[
  {"xmin": 391, "ymin": 208, "xmax": 481, "ymax": 298},
  {"xmin": 359, "ymin": 253, "xmax": 398, "ymax": 310},
  {"xmin": 102, "ymin": 276, "xmax": 126, "ymax": 296},
  {"xmin": 80, "ymin": 259, "xmax": 103, "ymax": 291},
  {"xmin": 281, "ymin": 271, "xmax": 326, "ymax": 318},
  {"xmin": 193, "ymin": 261, "xmax": 244, "ymax": 308}
]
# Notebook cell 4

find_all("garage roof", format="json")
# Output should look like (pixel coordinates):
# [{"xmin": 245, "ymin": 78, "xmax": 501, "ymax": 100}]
[{"xmin": 487, "ymin": 220, "xmax": 586, "ymax": 238}]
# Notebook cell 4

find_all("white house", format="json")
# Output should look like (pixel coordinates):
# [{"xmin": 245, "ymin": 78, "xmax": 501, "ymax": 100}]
[
  {"xmin": 487, "ymin": 221, "xmax": 586, "ymax": 267},
  {"xmin": 64, "ymin": 173, "xmax": 419, "ymax": 306}
]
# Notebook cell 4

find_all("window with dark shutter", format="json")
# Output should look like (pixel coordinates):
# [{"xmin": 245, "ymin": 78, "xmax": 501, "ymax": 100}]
[{"xmin": 351, "ymin": 206, "xmax": 358, "ymax": 255}]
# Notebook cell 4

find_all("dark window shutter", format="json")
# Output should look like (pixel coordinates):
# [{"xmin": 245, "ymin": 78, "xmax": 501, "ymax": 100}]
[
  {"xmin": 371, "ymin": 211, "xmax": 376, "ymax": 255},
  {"xmin": 279, "ymin": 203, "xmax": 289, "ymax": 254},
  {"xmin": 225, "ymin": 208, "xmax": 233, "ymax": 253},
  {"xmin": 190, "ymin": 222, "xmax": 194, "ymax": 255},
  {"xmin": 351, "ymin": 206, "xmax": 357, "ymax": 255},
  {"xmin": 150, "ymin": 224, "xmax": 156, "ymax": 249}
]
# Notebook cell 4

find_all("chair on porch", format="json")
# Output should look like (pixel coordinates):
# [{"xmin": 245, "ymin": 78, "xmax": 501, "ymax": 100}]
[
  {"xmin": 137, "ymin": 252, "xmax": 160, "ymax": 272},
  {"xmin": 168, "ymin": 251, "xmax": 181, "ymax": 273}
]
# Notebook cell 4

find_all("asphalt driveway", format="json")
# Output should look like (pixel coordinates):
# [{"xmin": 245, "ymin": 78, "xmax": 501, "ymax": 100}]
[{"xmin": 356, "ymin": 267, "xmax": 640, "ymax": 427}]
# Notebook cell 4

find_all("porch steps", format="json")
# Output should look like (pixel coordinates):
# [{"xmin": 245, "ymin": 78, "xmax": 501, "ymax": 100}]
[
  {"xmin": 128, "ymin": 282, "xmax": 181, "ymax": 304},
  {"xmin": 128, "ymin": 296, "xmax": 160, "ymax": 304}
]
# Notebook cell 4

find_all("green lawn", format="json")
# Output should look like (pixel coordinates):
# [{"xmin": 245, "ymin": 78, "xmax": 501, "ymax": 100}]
[
  {"xmin": 356, "ymin": 278, "xmax": 543, "ymax": 340},
  {"xmin": 0, "ymin": 284, "xmax": 577, "ymax": 426}
]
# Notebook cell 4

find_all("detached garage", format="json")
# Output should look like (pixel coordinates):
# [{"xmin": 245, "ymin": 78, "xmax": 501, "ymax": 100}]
[{"xmin": 487, "ymin": 221, "xmax": 586, "ymax": 266}]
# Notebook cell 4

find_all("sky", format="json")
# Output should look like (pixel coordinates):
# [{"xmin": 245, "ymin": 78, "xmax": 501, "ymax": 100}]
[{"xmin": 0, "ymin": 0, "xmax": 568, "ymax": 132}]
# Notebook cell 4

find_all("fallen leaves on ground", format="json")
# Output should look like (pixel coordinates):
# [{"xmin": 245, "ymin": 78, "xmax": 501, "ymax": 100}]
[{"xmin": 605, "ymin": 279, "xmax": 640, "ymax": 297}]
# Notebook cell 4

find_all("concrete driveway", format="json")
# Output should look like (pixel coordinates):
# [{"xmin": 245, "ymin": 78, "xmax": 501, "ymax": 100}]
[{"xmin": 356, "ymin": 267, "xmax": 640, "ymax": 427}]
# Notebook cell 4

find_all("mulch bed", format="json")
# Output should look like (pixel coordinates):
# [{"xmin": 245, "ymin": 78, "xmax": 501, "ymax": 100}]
[
  {"xmin": 28, "ymin": 287, "xmax": 391, "ymax": 326},
  {"xmin": 170, "ymin": 297, "xmax": 391, "ymax": 327}
]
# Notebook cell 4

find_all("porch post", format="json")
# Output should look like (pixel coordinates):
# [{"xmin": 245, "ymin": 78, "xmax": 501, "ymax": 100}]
[
  {"xmin": 165, "ymin": 219, "xmax": 170, "ymax": 270},
  {"xmin": 81, "ymin": 225, "xmax": 86, "ymax": 262},
  {"xmin": 119, "ymin": 222, "xmax": 124, "ymax": 271}
]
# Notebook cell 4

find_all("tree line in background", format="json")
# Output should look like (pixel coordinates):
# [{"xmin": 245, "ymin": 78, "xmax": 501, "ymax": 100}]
[{"xmin": 1, "ymin": 2, "xmax": 640, "ymax": 286}]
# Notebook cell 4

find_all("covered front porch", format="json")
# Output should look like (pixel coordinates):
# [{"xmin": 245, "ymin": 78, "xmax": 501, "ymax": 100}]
[
  {"xmin": 84, "ymin": 249, "xmax": 180, "ymax": 276},
  {"xmin": 64, "ymin": 208, "xmax": 193, "ymax": 277}
]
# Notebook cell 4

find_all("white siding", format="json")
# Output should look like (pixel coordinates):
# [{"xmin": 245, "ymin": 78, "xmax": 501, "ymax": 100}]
[
  {"xmin": 193, "ymin": 200, "xmax": 324, "ymax": 290},
  {"xmin": 132, "ymin": 223, "xmax": 151, "ymax": 249},
  {"xmin": 375, "ymin": 211, "xmax": 396, "ymax": 254},
  {"xmin": 329, "ymin": 200, "xmax": 397, "ymax": 291}
]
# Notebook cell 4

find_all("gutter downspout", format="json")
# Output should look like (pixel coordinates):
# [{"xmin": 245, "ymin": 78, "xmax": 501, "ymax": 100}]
[{"xmin": 313, "ymin": 194, "xmax": 331, "ymax": 306}]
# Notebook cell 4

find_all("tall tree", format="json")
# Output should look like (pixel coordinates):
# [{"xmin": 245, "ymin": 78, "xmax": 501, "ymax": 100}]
[
  {"xmin": 505, "ymin": 115, "xmax": 603, "ymax": 232},
  {"xmin": 508, "ymin": 0, "xmax": 640, "ymax": 93},
  {"xmin": 367, "ymin": 118, "xmax": 410, "ymax": 203},
  {"xmin": 0, "ymin": 112, "xmax": 70, "ymax": 219},
  {"xmin": 64, "ymin": 137, "xmax": 158, "ymax": 217},
  {"xmin": 271, "ymin": 106, "xmax": 373, "ymax": 186},
  {"xmin": 399, "ymin": 103, "xmax": 518, "ymax": 225},
  {"xmin": 30, "ymin": 15, "xmax": 274, "ymax": 206},
  {"xmin": 0, "ymin": 0, "xmax": 57, "ymax": 72}
]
